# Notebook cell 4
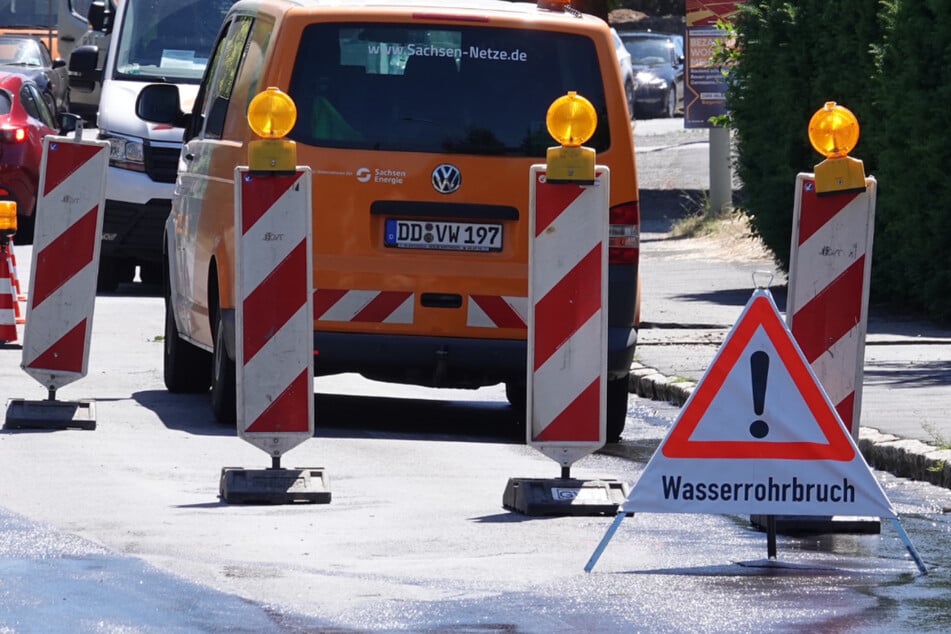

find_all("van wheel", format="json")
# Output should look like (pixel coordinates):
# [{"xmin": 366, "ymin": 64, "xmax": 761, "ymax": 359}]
[
  {"xmin": 140, "ymin": 262, "xmax": 162, "ymax": 285},
  {"xmin": 210, "ymin": 310, "xmax": 237, "ymax": 425},
  {"xmin": 606, "ymin": 376, "xmax": 630, "ymax": 443},
  {"xmin": 97, "ymin": 256, "xmax": 134, "ymax": 293},
  {"xmin": 163, "ymin": 294, "xmax": 211, "ymax": 393},
  {"xmin": 505, "ymin": 381, "xmax": 526, "ymax": 417},
  {"xmin": 96, "ymin": 257, "xmax": 119, "ymax": 292}
]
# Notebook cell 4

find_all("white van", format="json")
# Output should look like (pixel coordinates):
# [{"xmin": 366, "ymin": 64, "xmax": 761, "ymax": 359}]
[{"xmin": 67, "ymin": 0, "xmax": 231, "ymax": 291}]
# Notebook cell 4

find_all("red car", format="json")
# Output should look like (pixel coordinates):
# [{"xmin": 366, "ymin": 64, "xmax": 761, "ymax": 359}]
[{"xmin": 0, "ymin": 71, "xmax": 57, "ymax": 244}]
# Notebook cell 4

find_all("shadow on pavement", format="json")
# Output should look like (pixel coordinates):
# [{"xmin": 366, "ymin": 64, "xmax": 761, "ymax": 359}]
[{"xmin": 135, "ymin": 389, "xmax": 525, "ymax": 444}]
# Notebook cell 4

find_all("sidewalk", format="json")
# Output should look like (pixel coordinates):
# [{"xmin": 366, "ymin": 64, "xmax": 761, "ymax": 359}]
[{"xmin": 629, "ymin": 195, "xmax": 951, "ymax": 490}]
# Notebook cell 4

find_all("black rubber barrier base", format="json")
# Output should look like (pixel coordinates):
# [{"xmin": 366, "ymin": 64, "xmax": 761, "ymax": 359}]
[
  {"xmin": 503, "ymin": 477, "xmax": 628, "ymax": 516},
  {"xmin": 219, "ymin": 466, "xmax": 331, "ymax": 505},
  {"xmin": 750, "ymin": 514, "xmax": 881, "ymax": 536},
  {"xmin": 4, "ymin": 399, "xmax": 96, "ymax": 430}
]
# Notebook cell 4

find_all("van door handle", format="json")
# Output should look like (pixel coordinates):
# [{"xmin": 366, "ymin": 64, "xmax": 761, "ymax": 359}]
[{"xmin": 421, "ymin": 293, "xmax": 462, "ymax": 309}]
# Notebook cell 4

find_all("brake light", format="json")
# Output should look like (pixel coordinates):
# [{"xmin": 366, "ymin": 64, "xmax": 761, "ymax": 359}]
[
  {"xmin": 609, "ymin": 200, "xmax": 640, "ymax": 265},
  {"xmin": 0, "ymin": 127, "xmax": 26, "ymax": 143}
]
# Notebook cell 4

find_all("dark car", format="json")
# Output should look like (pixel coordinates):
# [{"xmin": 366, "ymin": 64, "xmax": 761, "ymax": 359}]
[
  {"xmin": 619, "ymin": 31, "xmax": 684, "ymax": 119},
  {"xmin": 0, "ymin": 72, "xmax": 58, "ymax": 243},
  {"xmin": 0, "ymin": 35, "xmax": 68, "ymax": 116}
]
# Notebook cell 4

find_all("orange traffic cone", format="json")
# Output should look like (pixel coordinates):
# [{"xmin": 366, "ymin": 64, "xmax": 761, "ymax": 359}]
[
  {"xmin": 6, "ymin": 239, "xmax": 24, "ymax": 324},
  {"xmin": 8, "ymin": 237, "xmax": 25, "ymax": 302},
  {"xmin": 0, "ymin": 243, "xmax": 18, "ymax": 344}
]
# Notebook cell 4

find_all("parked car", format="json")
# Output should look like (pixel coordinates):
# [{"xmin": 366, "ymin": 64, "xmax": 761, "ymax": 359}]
[
  {"xmin": 0, "ymin": 71, "xmax": 59, "ymax": 243},
  {"xmin": 0, "ymin": 35, "xmax": 68, "ymax": 116},
  {"xmin": 619, "ymin": 31, "xmax": 684, "ymax": 118},
  {"xmin": 137, "ymin": 0, "xmax": 642, "ymax": 441},
  {"xmin": 611, "ymin": 27, "xmax": 635, "ymax": 120}
]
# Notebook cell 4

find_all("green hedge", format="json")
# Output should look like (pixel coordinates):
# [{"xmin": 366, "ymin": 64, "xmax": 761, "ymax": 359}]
[{"xmin": 727, "ymin": 1, "xmax": 951, "ymax": 321}]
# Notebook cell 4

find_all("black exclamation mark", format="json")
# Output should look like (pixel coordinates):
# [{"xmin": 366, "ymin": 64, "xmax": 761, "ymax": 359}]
[{"xmin": 750, "ymin": 351, "xmax": 770, "ymax": 439}]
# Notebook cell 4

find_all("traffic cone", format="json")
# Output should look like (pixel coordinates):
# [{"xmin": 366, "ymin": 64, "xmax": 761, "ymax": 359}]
[
  {"xmin": 0, "ymin": 244, "xmax": 18, "ymax": 344},
  {"xmin": 6, "ymin": 239, "xmax": 24, "ymax": 324},
  {"xmin": 8, "ymin": 237, "xmax": 25, "ymax": 301}
]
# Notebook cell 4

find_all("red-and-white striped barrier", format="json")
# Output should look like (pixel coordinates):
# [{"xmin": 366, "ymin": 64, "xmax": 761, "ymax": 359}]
[
  {"xmin": 235, "ymin": 167, "xmax": 314, "ymax": 458},
  {"xmin": 314, "ymin": 288, "xmax": 413, "ymax": 324},
  {"xmin": 467, "ymin": 295, "xmax": 527, "ymax": 329},
  {"xmin": 0, "ymin": 243, "xmax": 18, "ymax": 343},
  {"xmin": 788, "ymin": 174, "xmax": 877, "ymax": 438},
  {"xmin": 21, "ymin": 136, "xmax": 108, "ymax": 390},
  {"xmin": 8, "ymin": 238, "xmax": 26, "ymax": 301},
  {"xmin": 527, "ymin": 166, "xmax": 609, "ymax": 466}
]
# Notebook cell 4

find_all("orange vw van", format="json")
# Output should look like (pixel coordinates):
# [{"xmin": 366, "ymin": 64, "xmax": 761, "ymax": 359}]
[{"xmin": 140, "ymin": 0, "xmax": 641, "ymax": 440}]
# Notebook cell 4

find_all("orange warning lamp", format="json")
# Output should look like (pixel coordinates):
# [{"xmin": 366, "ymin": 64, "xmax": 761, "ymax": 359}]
[
  {"xmin": 808, "ymin": 101, "xmax": 866, "ymax": 196},
  {"xmin": 247, "ymin": 87, "xmax": 297, "ymax": 172},
  {"xmin": 0, "ymin": 200, "xmax": 16, "ymax": 237},
  {"xmin": 545, "ymin": 91, "xmax": 597, "ymax": 184}
]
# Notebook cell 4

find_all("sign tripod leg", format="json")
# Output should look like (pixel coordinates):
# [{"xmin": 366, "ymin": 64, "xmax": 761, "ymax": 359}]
[
  {"xmin": 891, "ymin": 518, "xmax": 927, "ymax": 575},
  {"xmin": 767, "ymin": 515, "xmax": 777, "ymax": 559},
  {"xmin": 584, "ymin": 512, "xmax": 627, "ymax": 572}
]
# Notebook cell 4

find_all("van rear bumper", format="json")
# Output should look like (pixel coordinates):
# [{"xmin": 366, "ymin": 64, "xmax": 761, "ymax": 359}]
[{"xmin": 312, "ymin": 328, "xmax": 637, "ymax": 389}]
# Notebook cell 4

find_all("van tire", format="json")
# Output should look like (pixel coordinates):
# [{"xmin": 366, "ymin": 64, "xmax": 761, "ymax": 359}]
[
  {"xmin": 505, "ymin": 381, "xmax": 526, "ymax": 418},
  {"xmin": 606, "ymin": 376, "xmax": 630, "ymax": 443},
  {"xmin": 140, "ymin": 262, "xmax": 162, "ymax": 285},
  {"xmin": 97, "ymin": 256, "xmax": 135, "ymax": 293},
  {"xmin": 210, "ymin": 310, "xmax": 237, "ymax": 425},
  {"xmin": 163, "ymin": 295, "xmax": 211, "ymax": 393}
]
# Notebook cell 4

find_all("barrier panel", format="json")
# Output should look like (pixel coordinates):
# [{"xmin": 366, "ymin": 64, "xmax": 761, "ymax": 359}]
[
  {"xmin": 788, "ymin": 175, "xmax": 876, "ymax": 439},
  {"xmin": 503, "ymin": 166, "xmax": 626, "ymax": 516},
  {"xmin": 219, "ymin": 166, "xmax": 329, "ymax": 504},
  {"xmin": 5, "ymin": 132, "xmax": 108, "ymax": 430}
]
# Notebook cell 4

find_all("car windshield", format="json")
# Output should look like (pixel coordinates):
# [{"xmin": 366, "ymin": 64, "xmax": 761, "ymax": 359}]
[
  {"xmin": 113, "ymin": 0, "xmax": 231, "ymax": 82},
  {"xmin": 288, "ymin": 23, "xmax": 610, "ymax": 156},
  {"xmin": 624, "ymin": 38, "xmax": 672, "ymax": 65},
  {"xmin": 0, "ymin": 38, "xmax": 43, "ymax": 66}
]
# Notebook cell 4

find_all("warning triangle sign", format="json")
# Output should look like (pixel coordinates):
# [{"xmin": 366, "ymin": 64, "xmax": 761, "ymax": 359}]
[
  {"xmin": 662, "ymin": 292, "xmax": 854, "ymax": 461},
  {"xmin": 624, "ymin": 289, "xmax": 896, "ymax": 518}
]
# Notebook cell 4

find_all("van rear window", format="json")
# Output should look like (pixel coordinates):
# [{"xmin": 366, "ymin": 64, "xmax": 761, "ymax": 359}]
[{"xmin": 288, "ymin": 23, "xmax": 610, "ymax": 156}]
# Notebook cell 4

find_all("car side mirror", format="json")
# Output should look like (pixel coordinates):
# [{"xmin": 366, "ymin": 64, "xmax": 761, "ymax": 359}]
[
  {"xmin": 52, "ymin": 58, "xmax": 66, "ymax": 70},
  {"xmin": 69, "ymin": 45, "xmax": 102, "ymax": 92},
  {"xmin": 136, "ymin": 83, "xmax": 190, "ymax": 129},
  {"xmin": 69, "ymin": 45, "xmax": 99, "ymax": 73}
]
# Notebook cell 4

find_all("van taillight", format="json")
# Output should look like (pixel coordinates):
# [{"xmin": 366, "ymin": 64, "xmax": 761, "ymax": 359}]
[{"xmin": 609, "ymin": 200, "xmax": 639, "ymax": 264}]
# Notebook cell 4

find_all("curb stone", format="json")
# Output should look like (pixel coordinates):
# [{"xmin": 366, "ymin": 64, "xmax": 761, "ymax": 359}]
[{"xmin": 626, "ymin": 363, "xmax": 951, "ymax": 495}]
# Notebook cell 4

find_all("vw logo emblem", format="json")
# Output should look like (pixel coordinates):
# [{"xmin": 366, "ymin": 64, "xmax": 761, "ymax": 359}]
[{"xmin": 432, "ymin": 164, "xmax": 461, "ymax": 194}]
